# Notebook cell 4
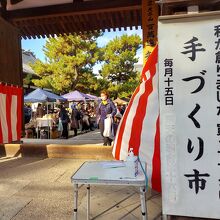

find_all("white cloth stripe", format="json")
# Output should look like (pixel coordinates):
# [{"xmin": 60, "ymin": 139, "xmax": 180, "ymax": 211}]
[
  {"xmin": 11, "ymin": 95, "xmax": 18, "ymax": 141},
  {"xmin": 139, "ymin": 65, "xmax": 159, "ymax": 187},
  {"xmin": 119, "ymin": 81, "xmax": 147, "ymax": 160},
  {"xmin": 112, "ymin": 46, "xmax": 160, "ymax": 191},
  {"xmin": 0, "ymin": 94, "xmax": 8, "ymax": 143},
  {"xmin": 112, "ymin": 86, "xmax": 140, "ymax": 157}
]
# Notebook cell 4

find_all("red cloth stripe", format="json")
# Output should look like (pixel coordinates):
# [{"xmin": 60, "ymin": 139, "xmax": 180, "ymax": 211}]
[
  {"xmin": 6, "ymin": 86, "xmax": 12, "ymax": 143},
  {"xmin": 0, "ymin": 84, "xmax": 22, "ymax": 143},
  {"xmin": 128, "ymin": 63, "xmax": 158, "ymax": 156},
  {"xmin": 128, "ymin": 79, "xmax": 151, "ymax": 155},
  {"xmin": 115, "ymin": 85, "xmax": 141, "ymax": 159},
  {"xmin": 113, "ymin": 45, "xmax": 161, "ymax": 192},
  {"xmin": 151, "ymin": 116, "xmax": 161, "ymax": 192},
  {"xmin": 16, "ymin": 88, "xmax": 22, "ymax": 141},
  {"xmin": 0, "ymin": 84, "xmax": 3, "ymax": 143}
]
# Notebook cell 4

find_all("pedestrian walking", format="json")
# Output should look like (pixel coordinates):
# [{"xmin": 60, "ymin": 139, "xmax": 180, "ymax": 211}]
[
  {"xmin": 71, "ymin": 105, "xmax": 79, "ymax": 136},
  {"xmin": 96, "ymin": 90, "xmax": 117, "ymax": 146},
  {"xmin": 59, "ymin": 105, "xmax": 70, "ymax": 139}
]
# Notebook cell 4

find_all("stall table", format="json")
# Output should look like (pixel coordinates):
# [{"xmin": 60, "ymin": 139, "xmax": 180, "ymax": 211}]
[
  {"xmin": 71, "ymin": 161, "xmax": 147, "ymax": 220},
  {"xmin": 36, "ymin": 118, "xmax": 54, "ymax": 139}
]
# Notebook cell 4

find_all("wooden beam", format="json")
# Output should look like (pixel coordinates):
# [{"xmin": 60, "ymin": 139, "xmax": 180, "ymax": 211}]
[
  {"xmin": 116, "ymin": 11, "xmax": 122, "ymax": 31},
  {"xmin": 58, "ymin": 16, "xmax": 68, "ymax": 33},
  {"xmin": 63, "ymin": 21, "xmax": 73, "ymax": 35},
  {"xmin": 55, "ymin": 20, "xmax": 65, "ymax": 36},
  {"xmin": 21, "ymin": 24, "xmax": 32, "ymax": 37},
  {"xmin": 95, "ymin": 13, "xmax": 103, "ymax": 32},
  {"xmin": 124, "ymin": 10, "xmax": 132, "ymax": 30},
  {"xmin": 81, "ymin": 14, "xmax": 91, "ymax": 31},
  {"xmin": 114, "ymin": 12, "xmax": 121, "ymax": 31},
  {"xmin": 69, "ymin": 15, "xmax": 77, "ymax": 31},
  {"xmin": 72, "ymin": 15, "xmax": 86, "ymax": 32},
  {"xmin": 7, "ymin": 0, "xmax": 141, "ymax": 21},
  {"xmin": 106, "ymin": 12, "xmax": 114, "ymax": 30},
  {"xmin": 4, "ymin": 0, "xmax": 142, "ymax": 38},
  {"xmin": 29, "ymin": 19, "xmax": 43, "ymax": 38},
  {"xmin": 89, "ymin": 13, "xmax": 100, "ymax": 32},
  {"xmin": 22, "ymin": 35, "xmax": 27, "ymax": 40},
  {"xmin": 76, "ymin": 14, "xmax": 86, "ymax": 32},
  {"xmin": 133, "ymin": 9, "xmax": 139, "ymax": 29},
  {"xmin": 66, "ymin": 15, "xmax": 78, "ymax": 33},
  {"xmin": 42, "ymin": 20, "xmax": 52, "ymax": 37},
  {"xmin": 120, "ymin": 10, "xmax": 126, "ymax": 30},
  {"xmin": 99, "ymin": 13, "xmax": 107, "ymax": 32},
  {"xmin": 111, "ymin": 12, "xmax": 117, "ymax": 31},
  {"xmin": 32, "ymin": 22, "xmax": 44, "ymax": 38},
  {"xmin": 0, "ymin": 0, "xmax": 7, "ymax": 19},
  {"xmin": 39, "ymin": 23, "xmax": 49, "ymax": 38}
]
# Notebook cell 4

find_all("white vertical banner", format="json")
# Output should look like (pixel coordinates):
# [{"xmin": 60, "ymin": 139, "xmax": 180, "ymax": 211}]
[{"xmin": 159, "ymin": 13, "xmax": 220, "ymax": 219}]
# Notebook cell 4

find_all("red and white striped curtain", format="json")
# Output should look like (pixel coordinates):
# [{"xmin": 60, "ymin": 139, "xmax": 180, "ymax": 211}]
[
  {"xmin": 0, "ymin": 83, "xmax": 22, "ymax": 144},
  {"xmin": 112, "ymin": 45, "xmax": 161, "ymax": 192}
]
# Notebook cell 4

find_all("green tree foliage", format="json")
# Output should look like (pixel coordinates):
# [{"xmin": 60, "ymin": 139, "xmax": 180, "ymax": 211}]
[
  {"xmin": 107, "ymin": 73, "xmax": 141, "ymax": 99},
  {"xmin": 100, "ymin": 34, "xmax": 141, "ymax": 82},
  {"xmin": 100, "ymin": 34, "xmax": 142, "ymax": 98},
  {"xmin": 31, "ymin": 32, "xmax": 102, "ymax": 93},
  {"xmin": 23, "ymin": 73, "xmax": 32, "ymax": 85}
]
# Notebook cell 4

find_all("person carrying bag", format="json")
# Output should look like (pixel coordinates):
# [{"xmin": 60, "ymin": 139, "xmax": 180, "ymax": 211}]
[
  {"xmin": 96, "ymin": 90, "xmax": 117, "ymax": 146},
  {"xmin": 103, "ymin": 114, "xmax": 114, "ymax": 140}
]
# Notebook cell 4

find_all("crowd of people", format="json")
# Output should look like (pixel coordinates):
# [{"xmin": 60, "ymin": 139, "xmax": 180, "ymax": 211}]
[
  {"xmin": 24, "ymin": 101, "xmax": 99, "ymax": 139},
  {"xmin": 24, "ymin": 92, "xmax": 127, "ymax": 143}
]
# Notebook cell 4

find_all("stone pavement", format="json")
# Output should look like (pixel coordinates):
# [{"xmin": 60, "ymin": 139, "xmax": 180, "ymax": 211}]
[
  {"xmin": 21, "ymin": 130, "xmax": 104, "ymax": 145},
  {"xmin": 2, "ymin": 130, "xmax": 112, "ymax": 159},
  {"xmin": 0, "ymin": 157, "xmax": 162, "ymax": 220},
  {"xmin": 1, "ymin": 130, "xmax": 210, "ymax": 220}
]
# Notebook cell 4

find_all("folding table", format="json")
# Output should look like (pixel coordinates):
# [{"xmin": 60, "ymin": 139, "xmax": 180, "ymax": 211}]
[
  {"xmin": 36, "ymin": 118, "xmax": 53, "ymax": 139},
  {"xmin": 71, "ymin": 161, "xmax": 147, "ymax": 220}
]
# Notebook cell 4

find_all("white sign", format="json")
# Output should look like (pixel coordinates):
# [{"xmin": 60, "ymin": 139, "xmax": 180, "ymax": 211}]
[{"xmin": 159, "ymin": 12, "xmax": 220, "ymax": 219}]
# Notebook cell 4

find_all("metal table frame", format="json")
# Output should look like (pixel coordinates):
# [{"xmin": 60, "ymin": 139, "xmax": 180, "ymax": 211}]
[{"xmin": 71, "ymin": 161, "xmax": 147, "ymax": 220}]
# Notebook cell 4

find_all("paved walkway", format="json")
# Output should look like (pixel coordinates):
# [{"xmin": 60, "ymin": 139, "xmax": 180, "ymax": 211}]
[
  {"xmin": 0, "ymin": 157, "xmax": 162, "ymax": 220},
  {"xmin": 1, "ymin": 132, "xmax": 209, "ymax": 219},
  {"xmin": 21, "ymin": 130, "xmax": 103, "ymax": 145}
]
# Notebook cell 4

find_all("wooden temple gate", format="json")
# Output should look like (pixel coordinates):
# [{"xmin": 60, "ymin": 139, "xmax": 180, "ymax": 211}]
[{"xmin": 0, "ymin": 0, "xmax": 220, "ymax": 84}]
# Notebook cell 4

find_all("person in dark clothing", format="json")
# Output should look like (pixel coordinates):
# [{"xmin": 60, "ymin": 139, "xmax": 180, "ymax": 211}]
[
  {"xmin": 81, "ymin": 110, "xmax": 90, "ymax": 132},
  {"xmin": 71, "ymin": 105, "xmax": 79, "ymax": 136},
  {"xmin": 59, "ymin": 105, "xmax": 70, "ymax": 139},
  {"xmin": 24, "ymin": 105, "xmax": 30, "ymax": 124},
  {"xmin": 96, "ymin": 90, "xmax": 117, "ymax": 146},
  {"xmin": 36, "ymin": 103, "xmax": 44, "ymax": 118}
]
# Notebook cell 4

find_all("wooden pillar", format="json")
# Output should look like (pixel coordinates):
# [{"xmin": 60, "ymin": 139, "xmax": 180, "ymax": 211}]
[
  {"xmin": 0, "ymin": 17, "xmax": 24, "ymax": 137},
  {"xmin": 142, "ymin": 0, "xmax": 159, "ymax": 63},
  {"xmin": 0, "ymin": 17, "xmax": 22, "ymax": 86}
]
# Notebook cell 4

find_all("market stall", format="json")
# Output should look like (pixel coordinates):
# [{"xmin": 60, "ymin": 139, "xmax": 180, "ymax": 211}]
[{"xmin": 24, "ymin": 88, "xmax": 66, "ymax": 139}]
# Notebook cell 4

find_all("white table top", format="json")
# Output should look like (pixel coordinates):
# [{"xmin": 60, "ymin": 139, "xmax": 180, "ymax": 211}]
[
  {"xmin": 71, "ymin": 161, "xmax": 146, "ymax": 186},
  {"xmin": 36, "ymin": 118, "xmax": 54, "ymax": 127}
]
